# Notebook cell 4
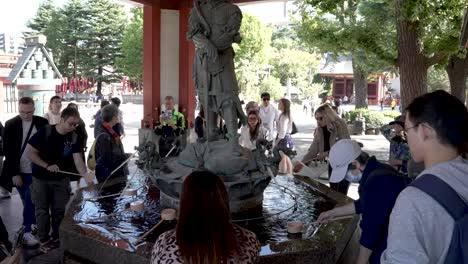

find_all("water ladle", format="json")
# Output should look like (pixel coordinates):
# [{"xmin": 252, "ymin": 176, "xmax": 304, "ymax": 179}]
[{"xmin": 135, "ymin": 208, "xmax": 177, "ymax": 245}]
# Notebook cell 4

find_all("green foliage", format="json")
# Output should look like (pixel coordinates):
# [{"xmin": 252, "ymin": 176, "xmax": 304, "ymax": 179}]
[
  {"xmin": 82, "ymin": 0, "xmax": 127, "ymax": 93},
  {"xmin": 234, "ymin": 13, "xmax": 272, "ymax": 66},
  {"xmin": 313, "ymin": 74, "xmax": 333, "ymax": 98},
  {"xmin": 270, "ymin": 48, "xmax": 319, "ymax": 86},
  {"xmin": 403, "ymin": 0, "xmax": 466, "ymax": 58},
  {"xmin": 301, "ymin": 83, "xmax": 322, "ymax": 99},
  {"xmin": 51, "ymin": 0, "xmax": 88, "ymax": 78},
  {"xmin": 382, "ymin": 110, "xmax": 401, "ymax": 120},
  {"xmin": 26, "ymin": 0, "xmax": 56, "ymax": 33},
  {"xmin": 295, "ymin": 0, "xmax": 396, "ymax": 73},
  {"xmin": 235, "ymin": 13, "xmax": 272, "ymax": 102},
  {"xmin": 237, "ymin": 59, "xmax": 261, "ymax": 102},
  {"xmin": 116, "ymin": 7, "xmax": 143, "ymax": 82},
  {"xmin": 259, "ymin": 76, "xmax": 283, "ymax": 100},
  {"xmin": 428, "ymin": 66, "xmax": 450, "ymax": 92},
  {"xmin": 26, "ymin": 0, "xmax": 127, "ymax": 94},
  {"xmin": 343, "ymin": 109, "xmax": 392, "ymax": 128}
]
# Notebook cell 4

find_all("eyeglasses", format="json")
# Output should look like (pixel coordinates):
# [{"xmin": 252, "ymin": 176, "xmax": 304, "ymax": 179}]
[
  {"xmin": 262, "ymin": 98, "xmax": 270, "ymax": 101},
  {"xmin": 67, "ymin": 122, "xmax": 80, "ymax": 128},
  {"xmin": 315, "ymin": 116, "xmax": 323, "ymax": 121},
  {"xmin": 404, "ymin": 124, "xmax": 419, "ymax": 133}
]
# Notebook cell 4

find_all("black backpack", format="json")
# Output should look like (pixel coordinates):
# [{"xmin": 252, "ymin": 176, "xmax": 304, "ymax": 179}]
[{"xmin": 411, "ymin": 174, "xmax": 468, "ymax": 263}]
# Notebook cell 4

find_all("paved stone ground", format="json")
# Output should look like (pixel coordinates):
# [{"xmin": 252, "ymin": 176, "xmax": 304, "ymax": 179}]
[{"xmin": 0, "ymin": 102, "xmax": 393, "ymax": 262}]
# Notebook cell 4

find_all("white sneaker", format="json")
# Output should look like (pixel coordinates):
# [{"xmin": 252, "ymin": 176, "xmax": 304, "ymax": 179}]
[{"xmin": 23, "ymin": 232, "xmax": 39, "ymax": 247}]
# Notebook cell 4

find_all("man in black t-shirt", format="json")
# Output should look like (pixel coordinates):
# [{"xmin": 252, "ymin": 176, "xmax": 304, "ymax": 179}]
[{"xmin": 26, "ymin": 107, "xmax": 93, "ymax": 252}]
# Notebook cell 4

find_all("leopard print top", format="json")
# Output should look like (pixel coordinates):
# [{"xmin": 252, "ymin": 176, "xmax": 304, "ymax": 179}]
[{"xmin": 151, "ymin": 224, "xmax": 261, "ymax": 264}]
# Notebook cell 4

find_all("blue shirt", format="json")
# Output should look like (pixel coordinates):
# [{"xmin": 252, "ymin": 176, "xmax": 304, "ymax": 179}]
[{"xmin": 354, "ymin": 157, "xmax": 407, "ymax": 264}]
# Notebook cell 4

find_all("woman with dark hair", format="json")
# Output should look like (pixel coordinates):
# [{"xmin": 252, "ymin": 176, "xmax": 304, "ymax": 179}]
[
  {"xmin": 239, "ymin": 111, "xmax": 269, "ymax": 150},
  {"xmin": 64, "ymin": 103, "xmax": 88, "ymax": 186},
  {"xmin": 152, "ymin": 170, "xmax": 260, "ymax": 264},
  {"xmin": 95, "ymin": 105, "xmax": 129, "ymax": 183},
  {"xmin": 275, "ymin": 98, "xmax": 294, "ymax": 150},
  {"xmin": 44, "ymin": 96, "xmax": 62, "ymax": 125}
]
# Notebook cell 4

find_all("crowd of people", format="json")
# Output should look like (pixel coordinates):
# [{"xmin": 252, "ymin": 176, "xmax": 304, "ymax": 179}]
[
  {"xmin": 0, "ymin": 89, "xmax": 466, "ymax": 264},
  {"xmin": 0, "ymin": 95, "xmax": 130, "ymax": 254}
]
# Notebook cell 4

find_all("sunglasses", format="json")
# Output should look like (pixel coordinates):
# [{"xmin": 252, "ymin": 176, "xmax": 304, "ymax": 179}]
[{"xmin": 262, "ymin": 98, "xmax": 270, "ymax": 101}]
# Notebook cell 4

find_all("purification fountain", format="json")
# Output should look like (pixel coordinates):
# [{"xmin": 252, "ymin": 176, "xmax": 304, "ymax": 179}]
[{"xmin": 58, "ymin": 2, "xmax": 359, "ymax": 263}]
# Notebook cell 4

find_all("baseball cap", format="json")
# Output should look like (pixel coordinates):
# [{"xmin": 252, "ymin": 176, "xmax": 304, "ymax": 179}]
[
  {"xmin": 329, "ymin": 139, "xmax": 362, "ymax": 183},
  {"xmin": 389, "ymin": 115, "xmax": 405, "ymax": 128}
]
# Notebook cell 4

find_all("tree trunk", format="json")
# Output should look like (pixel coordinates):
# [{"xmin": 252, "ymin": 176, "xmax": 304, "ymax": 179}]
[
  {"xmin": 352, "ymin": 59, "xmax": 368, "ymax": 109},
  {"xmin": 97, "ymin": 66, "xmax": 103, "ymax": 96},
  {"xmin": 446, "ymin": 54, "xmax": 468, "ymax": 104},
  {"xmin": 395, "ymin": 0, "xmax": 428, "ymax": 109}
]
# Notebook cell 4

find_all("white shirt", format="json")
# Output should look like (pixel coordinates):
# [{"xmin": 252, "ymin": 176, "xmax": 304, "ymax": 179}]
[
  {"xmin": 239, "ymin": 125, "xmax": 269, "ymax": 150},
  {"xmin": 276, "ymin": 114, "xmax": 292, "ymax": 140},
  {"xmin": 44, "ymin": 111, "xmax": 61, "ymax": 125},
  {"xmin": 20, "ymin": 120, "xmax": 37, "ymax": 173},
  {"xmin": 259, "ymin": 104, "xmax": 279, "ymax": 141}
]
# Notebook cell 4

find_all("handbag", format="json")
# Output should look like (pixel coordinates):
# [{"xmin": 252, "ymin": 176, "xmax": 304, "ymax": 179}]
[{"xmin": 291, "ymin": 122, "xmax": 298, "ymax": 135}]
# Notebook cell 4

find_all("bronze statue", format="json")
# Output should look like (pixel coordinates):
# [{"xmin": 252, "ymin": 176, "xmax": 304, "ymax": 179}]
[{"xmin": 188, "ymin": 0, "xmax": 247, "ymax": 153}]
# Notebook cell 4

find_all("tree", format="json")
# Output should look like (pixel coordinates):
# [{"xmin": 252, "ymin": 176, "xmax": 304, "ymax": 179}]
[
  {"xmin": 270, "ymin": 48, "xmax": 319, "ymax": 97},
  {"xmin": 116, "ymin": 7, "xmax": 143, "ymax": 83},
  {"xmin": 26, "ymin": 0, "xmax": 56, "ymax": 34},
  {"xmin": 81, "ymin": 0, "xmax": 127, "ymax": 95},
  {"xmin": 26, "ymin": 0, "xmax": 87, "ymax": 81},
  {"xmin": 259, "ymin": 76, "xmax": 283, "ymax": 100},
  {"xmin": 428, "ymin": 66, "xmax": 450, "ymax": 92},
  {"xmin": 54, "ymin": 0, "xmax": 88, "ymax": 79},
  {"xmin": 234, "ymin": 13, "xmax": 272, "ymax": 102},
  {"xmin": 446, "ymin": 9, "xmax": 468, "ymax": 103},
  {"xmin": 394, "ymin": 0, "xmax": 466, "ymax": 107},
  {"xmin": 26, "ymin": 0, "xmax": 128, "ymax": 95},
  {"xmin": 295, "ymin": 0, "xmax": 393, "ymax": 109},
  {"xmin": 446, "ymin": 51, "xmax": 468, "ymax": 102}
]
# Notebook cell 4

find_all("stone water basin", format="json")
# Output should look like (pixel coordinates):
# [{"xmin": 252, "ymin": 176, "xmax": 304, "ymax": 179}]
[{"xmin": 60, "ymin": 173, "xmax": 358, "ymax": 264}]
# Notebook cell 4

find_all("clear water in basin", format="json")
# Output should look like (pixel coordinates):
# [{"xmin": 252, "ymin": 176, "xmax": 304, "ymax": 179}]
[{"xmin": 73, "ymin": 173, "xmax": 336, "ymax": 253}]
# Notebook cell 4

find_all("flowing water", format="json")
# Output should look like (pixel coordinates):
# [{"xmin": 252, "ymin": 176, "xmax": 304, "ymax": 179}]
[{"xmin": 72, "ymin": 173, "xmax": 336, "ymax": 254}]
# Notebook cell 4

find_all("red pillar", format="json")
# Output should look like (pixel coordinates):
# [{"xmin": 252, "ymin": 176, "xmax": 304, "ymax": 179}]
[
  {"xmin": 142, "ymin": 4, "xmax": 161, "ymax": 129},
  {"xmin": 178, "ymin": 0, "xmax": 195, "ymax": 126}
]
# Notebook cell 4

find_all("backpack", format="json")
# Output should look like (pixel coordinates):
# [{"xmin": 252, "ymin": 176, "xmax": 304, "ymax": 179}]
[
  {"xmin": 410, "ymin": 174, "xmax": 468, "ymax": 263},
  {"xmin": 87, "ymin": 133, "xmax": 104, "ymax": 171}
]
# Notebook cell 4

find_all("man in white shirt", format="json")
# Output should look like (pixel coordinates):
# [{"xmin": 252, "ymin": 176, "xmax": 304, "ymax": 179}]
[
  {"xmin": 0, "ymin": 97, "xmax": 49, "ymax": 247},
  {"xmin": 259, "ymin": 92, "xmax": 279, "ymax": 141}
]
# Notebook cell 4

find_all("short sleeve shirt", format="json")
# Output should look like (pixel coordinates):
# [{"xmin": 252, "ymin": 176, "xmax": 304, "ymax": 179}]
[{"xmin": 28, "ymin": 125, "xmax": 81, "ymax": 180}]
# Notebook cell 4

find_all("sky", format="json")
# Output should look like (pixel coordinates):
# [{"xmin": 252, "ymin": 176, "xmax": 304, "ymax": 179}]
[
  {"xmin": 0, "ymin": 0, "xmax": 138, "ymax": 35},
  {"xmin": 0, "ymin": 0, "xmax": 293, "ymax": 36}
]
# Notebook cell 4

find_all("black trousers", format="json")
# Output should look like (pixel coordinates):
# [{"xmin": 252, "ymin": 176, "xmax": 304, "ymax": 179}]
[
  {"xmin": 328, "ymin": 164, "xmax": 351, "ymax": 195},
  {"xmin": 0, "ymin": 216, "xmax": 9, "ymax": 244}
]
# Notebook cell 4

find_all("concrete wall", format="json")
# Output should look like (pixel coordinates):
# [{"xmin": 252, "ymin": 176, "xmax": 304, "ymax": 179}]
[{"xmin": 160, "ymin": 9, "xmax": 180, "ymax": 111}]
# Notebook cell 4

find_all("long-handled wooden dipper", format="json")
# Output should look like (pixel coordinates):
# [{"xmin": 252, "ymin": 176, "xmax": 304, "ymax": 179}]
[{"xmin": 135, "ymin": 208, "xmax": 177, "ymax": 245}]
